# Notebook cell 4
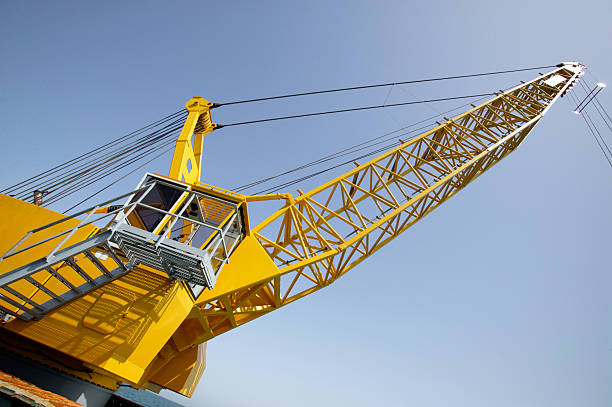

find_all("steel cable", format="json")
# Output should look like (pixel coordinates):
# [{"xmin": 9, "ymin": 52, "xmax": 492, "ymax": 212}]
[
  {"xmin": 232, "ymin": 94, "xmax": 497, "ymax": 193},
  {"xmin": 218, "ymin": 93, "xmax": 496, "ymax": 128},
  {"xmin": 46, "ymin": 139, "xmax": 178, "ymax": 205},
  {"xmin": 45, "ymin": 134, "xmax": 181, "ymax": 205},
  {"xmin": 1, "ymin": 109, "xmax": 186, "ymax": 195},
  {"xmin": 4, "ymin": 64, "xmax": 566, "ymax": 207},
  {"xmin": 215, "ymin": 65, "xmax": 558, "ymax": 106},
  {"xmin": 62, "ymin": 145, "xmax": 176, "ymax": 213},
  {"xmin": 12, "ymin": 116, "xmax": 187, "ymax": 200},
  {"xmin": 568, "ymin": 91, "xmax": 612, "ymax": 168}
]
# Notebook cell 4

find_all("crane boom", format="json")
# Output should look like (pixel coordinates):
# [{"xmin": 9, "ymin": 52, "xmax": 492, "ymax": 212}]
[{"xmin": 188, "ymin": 62, "xmax": 583, "ymax": 342}]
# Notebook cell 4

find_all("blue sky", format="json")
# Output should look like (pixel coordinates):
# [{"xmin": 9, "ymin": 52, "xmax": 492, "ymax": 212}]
[{"xmin": 1, "ymin": 1, "xmax": 611, "ymax": 406}]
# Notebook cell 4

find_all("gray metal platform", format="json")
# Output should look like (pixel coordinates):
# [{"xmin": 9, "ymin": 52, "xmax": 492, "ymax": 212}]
[
  {"xmin": 111, "ymin": 223, "xmax": 216, "ymax": 290},
  {"xmin": 0, "ymin": 175, "xmax": 244, "ymax": 320},
  {"xmin": 0, "ymin": 230, "xmax": 132, "ymax": 320}
]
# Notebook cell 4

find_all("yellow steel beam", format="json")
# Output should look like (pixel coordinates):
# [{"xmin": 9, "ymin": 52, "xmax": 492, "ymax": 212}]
[
  {"xmin": 189, "ymin": 63, "xmax": 583, "ymax": 342},
  {"xmin": 168, "ymin": 97, "xmax": 218, "ymax": 184}
]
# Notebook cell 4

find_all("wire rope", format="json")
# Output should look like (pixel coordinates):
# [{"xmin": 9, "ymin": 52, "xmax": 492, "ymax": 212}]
[
  {"xmin": 63, "ymin": 145, "xmax": 175, "ymax": 214},
  {"xmin": 218, "ymin": 93, "xmax": 496, "ymax": 128},
  {"xmin": 12, "ymin": 116, "xmax": 186, "ymax": 200},
  {"xmin": 568, "ymin": 90, "xmax": 612, "ymax": 168},
  {"xmin": 4, "ymin": 64, "xmax": 567, "ymax": 207},
  {"xmin": 232, "ymin": 93, "xmax": 497, "ymax": 194},
  {"xmin": 580, "ymin": 76, "xmax": 612, "ymax": 132},
  {"xmin": 46, "ymin": 137, "xmax": 180, "ymax": 205},
  {"xmin": 578, "ymin": 80, "xmax": 612, "ymax": 157},
  {"xmin": 1, "ymin": 109, "xmax": 186, "ymax": 194},
  {"xmin": 215, "ymin": 65, "xmax": 558, "ymax": 106}
]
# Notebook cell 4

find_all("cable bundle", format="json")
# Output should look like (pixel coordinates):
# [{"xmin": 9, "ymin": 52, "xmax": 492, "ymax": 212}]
[
  {"xmin": 567, "ymin": 73, "xmax": 612, "ymax": 168},
  {"xmin": 1, "ymin": 110, "xmax": 187, "ymax": 209}
]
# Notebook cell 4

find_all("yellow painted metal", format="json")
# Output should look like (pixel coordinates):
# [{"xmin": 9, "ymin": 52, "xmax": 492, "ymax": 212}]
[
  {"xmin": 0, "ymin": 194, "xmax": 196, "ymax": 387},
  {"xmin": 151, "ymin": 190, "xmax": 190, "ymax": 235},
  {"xmin": 5, "ymin": 267, "xmax": 194, "ymax": 384},
  {"xmin": 0, "ymin": 195, "xmax": 100, "ymax": 316},
  {"xmin": 188, "ymin": 63, "xmax": 584, "ymax": 343},
  {"xmin": 138, "ymin": 333, "xmax": 206, "ymax": 397},
  {"xmin": 245, "ymin": 193, "xmax": 294, "ymax": 203},
  {"xmin": 0, "ymin": 63, "xmax": 584, "ymax": 398},
  {"xmin": 152, "ymin": 344, "xmax": 206, "ymax": 397},
  {"xmin": 168, "ymin": 97, "xmax": 218, "ymax": 184}
]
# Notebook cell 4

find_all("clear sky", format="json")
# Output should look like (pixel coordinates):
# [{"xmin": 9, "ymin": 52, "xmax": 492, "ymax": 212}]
[{"xmin": 1, "ymin": 1, "xmax": 611, "ymax": 406}]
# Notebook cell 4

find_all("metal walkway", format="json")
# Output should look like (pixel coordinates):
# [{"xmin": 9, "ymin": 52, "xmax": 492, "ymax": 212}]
[
  {"xmin": 0, "ymin": 231, "xmax": 132, "ymax": 320},
  {"xmin": 0, "ymin": 175, "xmax": 244, "ymax": 320}
]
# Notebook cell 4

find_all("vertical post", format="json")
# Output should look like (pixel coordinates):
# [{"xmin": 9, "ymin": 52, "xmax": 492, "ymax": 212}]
[
  {"xmin": 169, "ymin": 97, "xmax": 218, "ymax": 185},
  {"xmin": 33, "ymin": 190, "xmax": 48, "ymax": 206}
]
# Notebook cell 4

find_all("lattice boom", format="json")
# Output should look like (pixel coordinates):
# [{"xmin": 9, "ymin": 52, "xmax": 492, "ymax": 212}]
[{"xmin": 195, "ymin": 64, "xmax": 583, "ymax": 341}]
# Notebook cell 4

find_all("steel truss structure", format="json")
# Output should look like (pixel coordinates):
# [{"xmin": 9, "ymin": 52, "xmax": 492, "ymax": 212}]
[{"xmin": 193, "ymin": 63, "xmax": 584, "ymax": 340}]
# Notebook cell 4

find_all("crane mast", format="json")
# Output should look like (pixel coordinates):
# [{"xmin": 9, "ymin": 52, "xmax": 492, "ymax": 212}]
[{"xmin": 0, "ymin": 63, "xmax": 584, "ymax": 401}]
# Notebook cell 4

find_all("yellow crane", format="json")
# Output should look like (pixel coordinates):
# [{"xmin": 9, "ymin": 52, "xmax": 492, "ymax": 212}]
[{"xmin": 0, "ymin": 62, "xmax": 584, "ymax": 402}]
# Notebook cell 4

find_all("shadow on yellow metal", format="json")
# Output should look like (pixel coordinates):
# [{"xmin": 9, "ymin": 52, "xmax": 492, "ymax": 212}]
[
  {"xmin": 0, "ymin": 195, "xmax": 99, "ymax": 315},
  {"xmin": 0, "ymin": 194, "xmax": 197, "ymax": 392},
  {"xmin": 0, "ymin": 96, "xmax": 228, "ymax": 395},
  {"xmin": 139, "ymin": 338, "xmax": 206, "ymax": 397}
]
